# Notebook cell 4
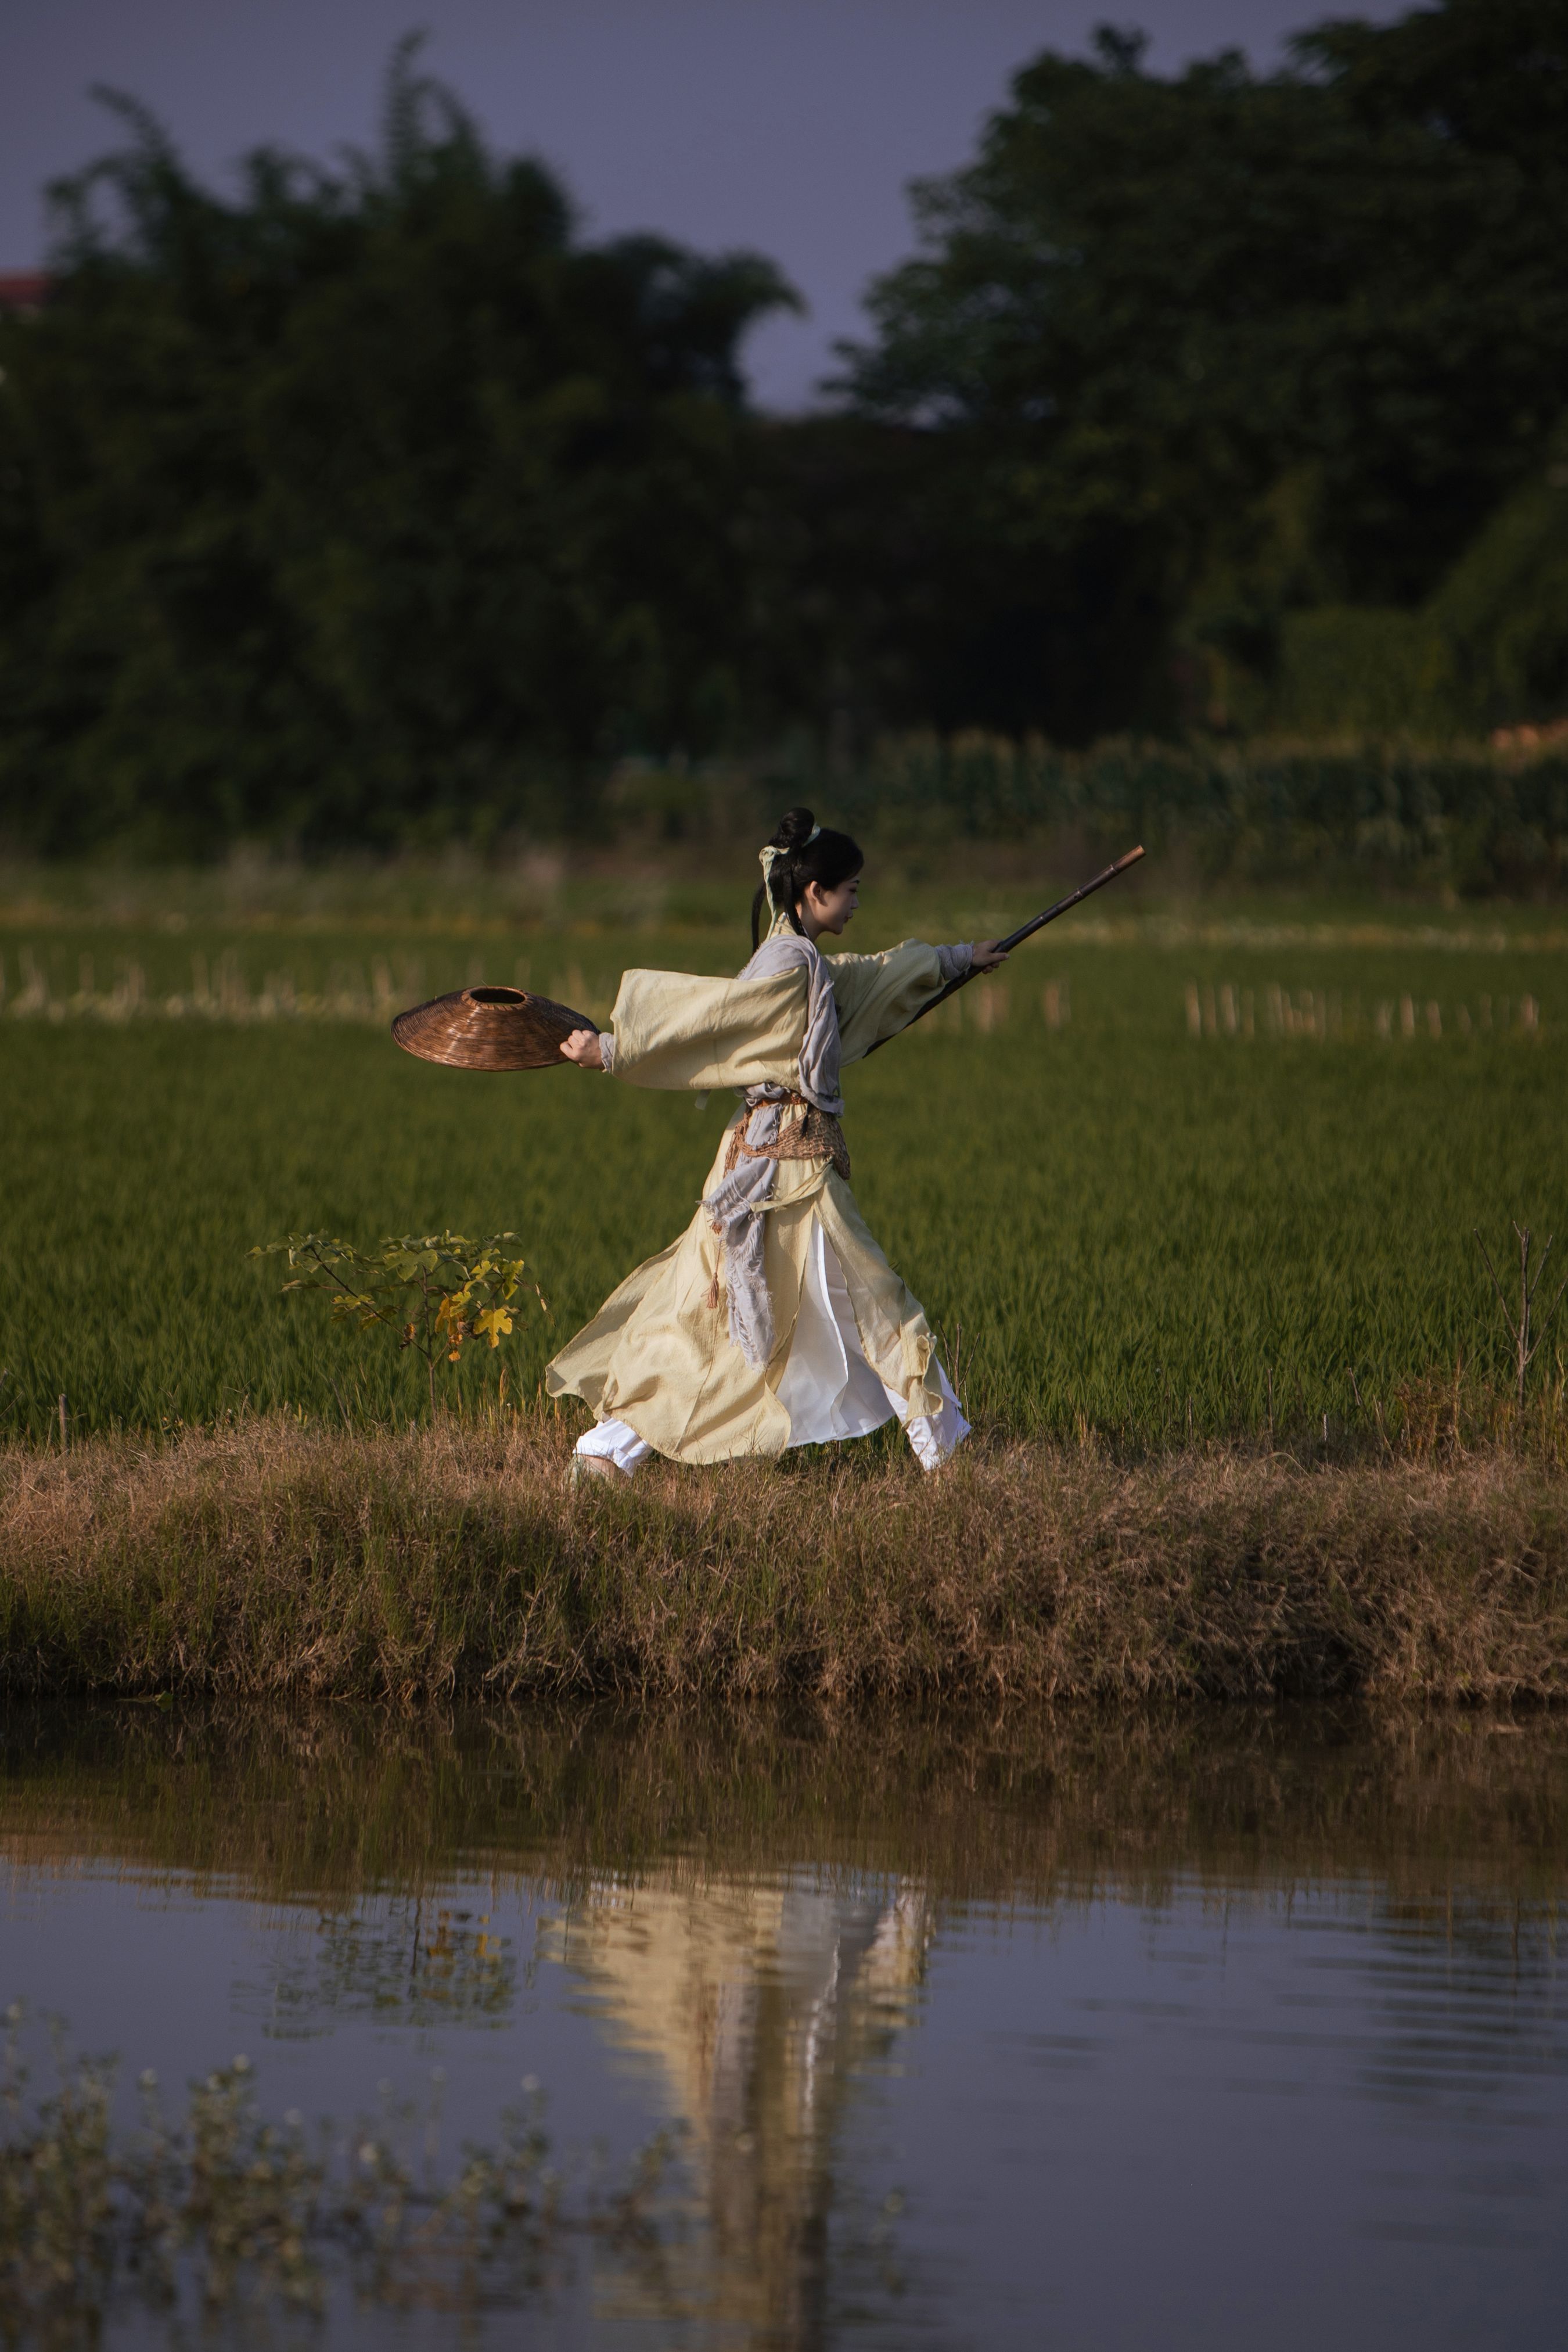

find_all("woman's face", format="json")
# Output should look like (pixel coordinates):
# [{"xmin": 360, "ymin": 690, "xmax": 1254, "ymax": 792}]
[{"xmin": 800, "ymin": 873, "xmax": 860, "ymax": 937}]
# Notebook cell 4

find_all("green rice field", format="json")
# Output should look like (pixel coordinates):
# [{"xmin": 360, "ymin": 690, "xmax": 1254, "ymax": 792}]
[{"xmin": 2, "ymin": 866, "xmax": 1566, "ymax": 1448}]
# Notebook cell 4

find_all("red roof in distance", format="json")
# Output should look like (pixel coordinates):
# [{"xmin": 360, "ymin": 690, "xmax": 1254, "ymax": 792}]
[{"xmin": 0, "ymin": 272, "xmax": 52, "ymax": 313}]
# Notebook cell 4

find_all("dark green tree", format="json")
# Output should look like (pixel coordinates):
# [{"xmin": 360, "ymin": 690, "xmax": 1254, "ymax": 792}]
[
  {"xmin": 838, "ymin": 1, "xmax": 1568, "ymax": 734},
  {"xmin": 0, "ymin": 39, "xmax": 796, "ymax": 852},
  {"xmin": 6, "ymin": 3, "xmax": 1568, "ymax": 842}
]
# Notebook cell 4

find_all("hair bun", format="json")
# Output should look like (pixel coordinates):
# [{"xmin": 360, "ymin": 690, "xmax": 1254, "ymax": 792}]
[{"xmin": 772, "ymin": 807, "xmax": 817, "ymax": 852}]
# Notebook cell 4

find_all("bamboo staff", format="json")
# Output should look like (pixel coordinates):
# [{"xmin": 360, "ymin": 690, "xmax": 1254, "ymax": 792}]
[{"xmin": 867, "ymin": 843, "xmax": 1145, "ymax": 1052}]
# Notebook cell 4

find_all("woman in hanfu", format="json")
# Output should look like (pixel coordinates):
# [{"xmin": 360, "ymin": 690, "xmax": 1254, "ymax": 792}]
[{"xmin": 546, "ymin": 807, "xmax": 1009, "ymax": 1480}]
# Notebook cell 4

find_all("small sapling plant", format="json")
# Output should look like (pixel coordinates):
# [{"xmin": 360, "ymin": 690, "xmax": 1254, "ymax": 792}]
[
  {"xmin": 252, "ymin": 1232, "xmax": 546, "ymax": 1420},
  {"xmin": 1475, "ymin": 1222, "xmax": 1568, "ymax": 1417}
]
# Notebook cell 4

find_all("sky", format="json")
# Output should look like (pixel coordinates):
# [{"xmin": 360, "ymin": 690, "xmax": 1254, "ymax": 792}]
[{"xmin": 3, "ymin": 1, "xmax": 1409, "ymax": 410}]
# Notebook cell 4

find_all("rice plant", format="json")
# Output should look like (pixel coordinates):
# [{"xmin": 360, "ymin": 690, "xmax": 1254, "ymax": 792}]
[{"xmin": 1, "ymin": 906, "xmax": 1563, "ymax": 1446}]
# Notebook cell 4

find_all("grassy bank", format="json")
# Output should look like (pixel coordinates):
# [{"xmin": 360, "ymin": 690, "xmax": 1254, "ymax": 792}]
[{"xmin": 3, "ymin": 1419, "xmax": 1566, "ymax": 1704}]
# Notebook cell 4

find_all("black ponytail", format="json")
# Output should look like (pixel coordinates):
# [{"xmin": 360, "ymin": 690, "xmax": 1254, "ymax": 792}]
[{"xmin": 750, "ymin": 807, "xmax": 865, "ymax": 950}]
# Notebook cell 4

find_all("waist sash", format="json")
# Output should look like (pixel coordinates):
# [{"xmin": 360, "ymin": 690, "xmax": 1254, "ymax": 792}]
[{"xmin": 721, "ymin": 1091, "xmax": 851, "ymax": 1184}]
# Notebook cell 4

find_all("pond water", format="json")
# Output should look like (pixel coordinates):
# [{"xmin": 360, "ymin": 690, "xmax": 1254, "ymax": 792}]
[{"xmin": 2, "ymin": 1705, "xmax": 1565, "ymax": 2348}]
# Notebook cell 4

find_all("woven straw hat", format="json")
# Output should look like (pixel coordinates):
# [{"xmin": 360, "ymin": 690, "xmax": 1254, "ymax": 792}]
[{"xmin": 391, "ymin": 985, "xmax": 599, "ymax": 1072}]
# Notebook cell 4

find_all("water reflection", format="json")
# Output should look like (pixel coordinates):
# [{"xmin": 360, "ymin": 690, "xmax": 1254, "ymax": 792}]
[
  {"xmin": 244, "ymin": 1896, "xmax": 519, "ymax": 2033},
  {"xmin": 551, "ymin": 1873, "xmax": 929, "ymax": 2340},
  {"xmin": 1, "ymin": 1705, "xmax": 1565, "ymax": 2349}
]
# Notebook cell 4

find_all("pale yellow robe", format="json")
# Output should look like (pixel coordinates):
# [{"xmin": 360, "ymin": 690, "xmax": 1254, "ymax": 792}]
[{"xmin": 545, "ymin": 942, "xmax": 951, "ymax": 1464}]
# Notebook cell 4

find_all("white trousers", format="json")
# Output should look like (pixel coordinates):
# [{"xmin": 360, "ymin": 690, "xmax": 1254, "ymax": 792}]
[{"xmin": 574, "ymin": 1225, "xmax": 970, "ymax": 1475}]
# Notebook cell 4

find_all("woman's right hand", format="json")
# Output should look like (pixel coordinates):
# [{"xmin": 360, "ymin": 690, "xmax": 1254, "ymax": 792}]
[{"xmin": 559, "ymin": 1029, "xmax": 605, "ymax": 1069}]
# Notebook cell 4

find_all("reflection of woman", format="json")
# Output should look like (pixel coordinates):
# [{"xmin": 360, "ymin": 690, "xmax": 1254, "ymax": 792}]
[
  {"xmin": 547, "ymin": 808, "xmax": 1008, "ymax": 1478},
  {"xmin": 549, "ymin": 1869, "xmax": 933, "ymax": 2346}
]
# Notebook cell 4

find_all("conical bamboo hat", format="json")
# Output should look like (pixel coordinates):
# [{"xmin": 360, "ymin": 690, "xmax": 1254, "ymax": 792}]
[{"xmin": 391, "ymin": 986, "xmax": 599, "ymax": 1071}]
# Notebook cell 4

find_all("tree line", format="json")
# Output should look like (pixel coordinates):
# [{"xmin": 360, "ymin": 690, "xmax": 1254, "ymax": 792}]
[{"xmin": 1, "ymin": 1, "xmax": 1566, "ymax": 853}]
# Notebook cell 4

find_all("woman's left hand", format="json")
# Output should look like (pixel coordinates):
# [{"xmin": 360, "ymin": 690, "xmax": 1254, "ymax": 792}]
[{"xmin": 971, "ymin": 939, "xmax": 1010, "ymax": 972}]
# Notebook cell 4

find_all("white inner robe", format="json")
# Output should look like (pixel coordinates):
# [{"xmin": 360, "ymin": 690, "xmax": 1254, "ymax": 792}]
[{"xmin": 576, "ymin": 1223, "xmax": 969, "ymax": 1474}]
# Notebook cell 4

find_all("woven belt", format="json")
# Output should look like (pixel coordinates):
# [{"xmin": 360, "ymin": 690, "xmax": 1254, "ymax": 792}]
[{"xmin": 722, "ymin": 1093, "xmax": 851, "ymax": 1184}]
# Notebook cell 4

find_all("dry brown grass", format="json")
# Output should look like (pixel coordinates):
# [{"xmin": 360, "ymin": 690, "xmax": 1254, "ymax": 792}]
[{"xmin": 2, "ymin": 1415, "xmax": 1566, "ymax": 1704}]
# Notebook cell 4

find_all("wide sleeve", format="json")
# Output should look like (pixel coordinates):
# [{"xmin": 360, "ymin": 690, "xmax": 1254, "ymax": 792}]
[
  {"xmin": 605, "ymin": 965, "xmax": 808, "ymax": 1093},
  {"xmin": 826, "ymin": 940, "xmax": 947, "ymax": 1062}
]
